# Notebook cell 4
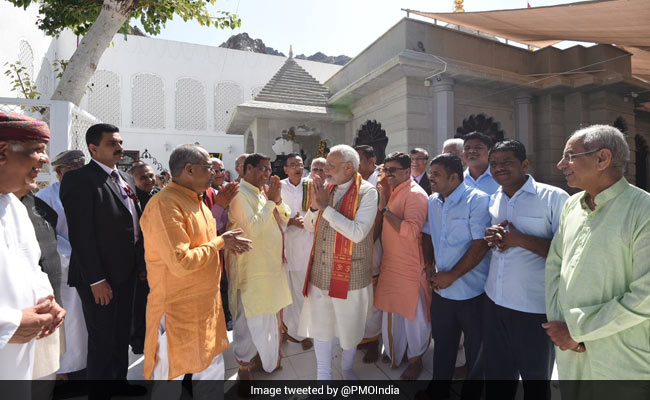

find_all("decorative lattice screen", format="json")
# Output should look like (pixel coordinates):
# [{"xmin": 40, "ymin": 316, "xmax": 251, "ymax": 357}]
[
  {"xmin": 214, "ymin": 82, "xmax": 243, "ymax": 132},
  {"xmin": 17, "ymin": 40, "xmax": 34, "ymax": 98},
  {"xmin": 175, "ymin": 78, "xmax": 206, "ymax": 130},
  {"xmin": 88, "ymin": 70, "xmax": 121, "ymax": 126},
  {"xmin": 132, "ymin": 73, "xmax": 164, "ymax": 128},
  {"xmin": 69, "ymin": 108, "xmax": 95, "ymax": 162},
  {"xmin": 36, "ymin": 58, "xmax": 52, "ymax": 99}
]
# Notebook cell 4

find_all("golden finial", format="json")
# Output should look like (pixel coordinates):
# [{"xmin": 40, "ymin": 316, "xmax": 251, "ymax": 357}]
[
  {"xmin": 454, "ymin": 0, "xmax": 465, "ymax": 13},
  {"xmin": 289, "ymin": 45, "xmax": 293, "ymax": 58}
]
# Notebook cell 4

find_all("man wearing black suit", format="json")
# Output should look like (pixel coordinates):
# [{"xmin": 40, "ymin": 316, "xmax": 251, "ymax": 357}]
[
  {"xmin": 410, "ymin": 148, "xmax": 432, "ymax": 195},
  {"xmin": 60, "ymin": 124, "xmax": 145, "ymax": 398}
]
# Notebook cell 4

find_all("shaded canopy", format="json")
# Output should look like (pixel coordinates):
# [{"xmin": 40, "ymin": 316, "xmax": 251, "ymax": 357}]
[{"xmin": 410, "ymin": 0, "xmax": 650, "ymax": 81}]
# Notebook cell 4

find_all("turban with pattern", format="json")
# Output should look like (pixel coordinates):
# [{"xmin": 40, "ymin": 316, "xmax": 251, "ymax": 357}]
[{"xmin": 0, "ymin": 111, "xmax": 50, "ymax": 142}]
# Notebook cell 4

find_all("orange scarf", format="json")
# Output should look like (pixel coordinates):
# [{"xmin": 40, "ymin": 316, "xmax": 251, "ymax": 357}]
[{"xmin": 303, "ymin": 173, "xmax": 362, "ymax": 299}]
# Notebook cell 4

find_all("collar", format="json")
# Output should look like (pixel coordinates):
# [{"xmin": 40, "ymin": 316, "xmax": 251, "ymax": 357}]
[
  {"xmin": 241, "ymin": 178, "xmax": 262, "ymax": 194},
  {"xmin": 335, "ymin": 176, "xmax": 354, "ymax": 192},
  {"xmin": 580, "ymin": 177, "xmax": 629, "ymax": 212},
  {"xmin": 446, "ymin": 182, "xmax": 468, "ymax": 205},
  {"xmin": 283, "ymin": 177, "xmax": 305, "ymax": 188},
  {"xmin": 92, "ymin": 158, "xmax": 119, "ymax": 177},
  {"xmin": 413, "ymin": 171, "xmax": 425, "ymax": 182},
  {"xmin": 496, "ymin": 175, "xmax": 536, "ymax": 198},
  {"xmin": 392, "ymin": 177, "xmax": 413, "ymax": 196},
  {"xmin": 464, "ymin": 166, "xmax": 492, "ymax": 182},
  {"xmin": 167, "ymin": 181, "xmax": 202, "ymax": 202}
]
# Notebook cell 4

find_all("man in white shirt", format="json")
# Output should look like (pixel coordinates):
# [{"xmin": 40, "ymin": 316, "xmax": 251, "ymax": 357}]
[
  {"xmin": 0, "ymin": 112, "xmax": 65, "ymax": 382},
  {"xmin": 280, "ymin": 153, "xmax": 314, "ymax": 351},
  {"xmin": 483, "ymin": 140, "xmax": 568, "ymax": 399},
  {"xmin": 299, "ymin": 145, "xmax": 378, "ymax": 380}
]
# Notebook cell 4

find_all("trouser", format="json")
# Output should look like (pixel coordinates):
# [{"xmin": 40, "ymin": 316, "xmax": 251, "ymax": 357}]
[
  {"xmin": 220, "ymin": 256, "xmax": 231, "ymax": 324},
  {"xmin": 77, "ymin": 275, "xmax": 136, "ymax": 381},
  {"xmin": 428, "ymin": 292, "xmax": 485, "ymax": 400},
  {"xmin": 130, "ymin": 276, "xmax": 149, "ymax": 353},
  {"xmin": 151, "ymin": 315, "xmax": 224, "ymax": 400},
  {"xmin": 232, "ymin": 293, "xmax": 281, "ymax": 373},
  {"xmin": 483, "ymin": 297, "xmax": 554, "ymax": 400},
  {"xmin": 382, "ymin": 288, "xmax": 431, "ymax": 367}
]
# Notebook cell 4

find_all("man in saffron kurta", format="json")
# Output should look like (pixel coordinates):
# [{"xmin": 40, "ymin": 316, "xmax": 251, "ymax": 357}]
[
  {"xmin": 375, "ymin": 152, "xmax": 431, "ymax": 380},
  {"xmin": 227, "ymin": 153, "xmax": 292, "ymax": 379},
  {"xmin": 140, "ymin": 145, "xmax": 251, "ymax": 396}
]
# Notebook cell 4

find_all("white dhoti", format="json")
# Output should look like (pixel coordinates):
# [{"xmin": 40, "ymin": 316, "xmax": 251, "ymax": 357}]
[
  {"xmin": 282, "ymin": 269, "xmax": 307, "ymax": 342},
  {"xmin": 232, "ymin": 293, "xmax": 281, "ymax": 373},
  {"xmin": 151, "ymin": 315, "xmax": 224, "ymax": 400},
  {"xmin": 362, "ymin": 239, "xmax": 383, "ymax": 342},
  {"xmin": 57, "ymin": 252, "xmax": 87, "ymax": 373},
  {"xmin": 299, "ymin": 284, "xmax": 373, "ymax": 350},
  {"xmin": 382, "ymin": 287, "xmax": 431, "ymax": 367}
]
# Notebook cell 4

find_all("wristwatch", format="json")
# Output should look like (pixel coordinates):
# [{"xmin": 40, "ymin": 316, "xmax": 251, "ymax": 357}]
[{"xmin": 381, "ymin": 205, "xmax": 390, "ymax": 214}]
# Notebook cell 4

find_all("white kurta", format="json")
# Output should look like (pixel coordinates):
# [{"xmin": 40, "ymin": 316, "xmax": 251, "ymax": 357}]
[
  {"xmin": 0, "ymin": 193, "xmax": 53, "ymax": 379},
  {"xmin": 280, "ymin": 178, "xmax": 313, "ymax": 341},
  {"xmin": 36, "ymin": 183, "xmax": 88, "ymax": 373}
]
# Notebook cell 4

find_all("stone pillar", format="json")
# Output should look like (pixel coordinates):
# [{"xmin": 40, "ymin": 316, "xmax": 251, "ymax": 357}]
[
  {"xmin": 431, "ymin": 78, "xmax": 455, "ymax": 152},
  {"xmin": 515, "ymin": 92, "xmax": 533, "ymax": 153}
]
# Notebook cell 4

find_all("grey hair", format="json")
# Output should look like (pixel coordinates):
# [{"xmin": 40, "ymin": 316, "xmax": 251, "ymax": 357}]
[
  {"xmin": 169, "ymin": 144, "xmax": 208, "ymax": 178},
  {"xmin": 329, "ymin": 144, "xmax": 360, "ymax": 171},
  {"xmin": 442, "ymin": 138, "xmax": 464, "ymax": 154},
  {"xmin": 570, "ymin": 124, "xmax": 629, "ymax": 175},
  {"xmin": 210, "ymin": 157, "xmax": 224, "ymax": 167},
  {"xmin": 311, "ymin": 157, "xmax": 326, "ymax": 168}
]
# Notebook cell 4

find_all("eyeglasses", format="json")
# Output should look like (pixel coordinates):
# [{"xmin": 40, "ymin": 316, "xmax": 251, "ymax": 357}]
[
  {"xmin": 213, "ymin": 168, "xmax": 225, "ymax": 173},
  {"xmin": 560, "ymin": 149, "xmax": 601, "ymax": 163},
  {"xmin": 194, "ymin": 164, "xmax": 215, "ymax": 172},
  {"xmin": 385, "ymin": 167, "xmax": 409, "ymax": 174}
]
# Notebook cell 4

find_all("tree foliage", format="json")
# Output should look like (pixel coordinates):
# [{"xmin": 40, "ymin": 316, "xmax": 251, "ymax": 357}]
[{"xmin": 8, "ymin": 0, "xmax": 240, "ymax": 37}]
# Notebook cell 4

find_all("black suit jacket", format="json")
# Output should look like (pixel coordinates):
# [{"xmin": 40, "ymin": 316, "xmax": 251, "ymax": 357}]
[
  {"xmin": 60, "ymin": 160, "xmax": 144, "ymax": 288},
  {"xmin": 417, "ymin": 171, "xmax": 432, "ymax": 196}
]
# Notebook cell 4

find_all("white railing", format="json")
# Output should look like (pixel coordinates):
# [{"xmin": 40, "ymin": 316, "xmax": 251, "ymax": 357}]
[{"xmin": 0, "ymin": 97, "xmax": 100, "ymax": 186}]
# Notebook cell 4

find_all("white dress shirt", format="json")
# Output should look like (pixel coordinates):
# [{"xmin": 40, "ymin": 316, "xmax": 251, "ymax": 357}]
[
  {"xmin": 485, "ymin": 175, "xmax": 568, "ymax": 313},
  {"xmin": 304, "ymin": 177, "xmax": 378, "ymax": 244}
]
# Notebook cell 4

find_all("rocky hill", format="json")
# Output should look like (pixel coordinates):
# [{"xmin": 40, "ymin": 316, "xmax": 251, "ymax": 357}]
[{"xmin": 219, "ymin": 33, "xmax": 350, "ymax": 65}]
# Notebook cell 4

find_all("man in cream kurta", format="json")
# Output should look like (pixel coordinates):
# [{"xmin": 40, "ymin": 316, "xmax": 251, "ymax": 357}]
[
  {"xmin": 547, "ymin": 125, "xmax": 650, "ymax": 391},
  {"xmin": 374, "ymin": 152, "xmax": 431, "ymax": 381},
  {"xmin": 227, "ymin": 153, "xmax": 292, "ymax": 379},
  {"xmin": 299, "ymin": 145, "xmax": 378, "ymax": 380},
  {"xmin": 0, "ymin": 112, "xmax": 65, "ymax": 385},
  {"xmin": 280, "ymin": 154, "xmax": 314, "ymax": 350},
  {"xmin": 140, "ymin": 145, "xmax": 251, "ymax": 400}
]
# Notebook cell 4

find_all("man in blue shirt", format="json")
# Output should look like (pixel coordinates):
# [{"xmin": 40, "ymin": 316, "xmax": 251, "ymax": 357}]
[
  {"xmin": 462, "ymin": 132, "xmax": 499, "ymax": 195},
  {"xmin": 420, "ymin": 153, "xmax": 491, "ymax": 400},
  {"xmin": 483, "ymin": 140, "xmax": 568, "ymax": 400}
]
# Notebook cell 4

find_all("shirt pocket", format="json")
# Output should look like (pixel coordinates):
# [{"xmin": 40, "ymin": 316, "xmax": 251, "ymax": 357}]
[
  {"xmin": 446, "ymin": 218, "xmax": 472, "ymax": 246},
  {"xmin": 513, "ymin": 215, "xmax": 549, "ymax": 239}
]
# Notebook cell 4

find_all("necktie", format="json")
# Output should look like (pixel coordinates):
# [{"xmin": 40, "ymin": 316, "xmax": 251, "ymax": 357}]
[{"xmin": 110, "ymin": 171, "xmax": 139, "ymax": 204}]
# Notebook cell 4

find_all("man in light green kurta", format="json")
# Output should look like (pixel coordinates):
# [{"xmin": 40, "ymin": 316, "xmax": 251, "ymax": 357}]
[
  {"xmin": 546, "ymin": 125, "xmax": 650, "ymax": 382},
  {"xmin": 227, "ymin": 153, "xmax": 292, "ymax": 380}
]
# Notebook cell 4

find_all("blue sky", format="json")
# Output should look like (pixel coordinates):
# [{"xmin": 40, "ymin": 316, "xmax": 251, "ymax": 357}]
[{"xmin": 155, "ymin": 0, "xmax": 590, "ymax": 58}]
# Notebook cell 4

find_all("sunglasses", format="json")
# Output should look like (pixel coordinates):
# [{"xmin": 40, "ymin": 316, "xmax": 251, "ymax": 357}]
[{"xmin": 385, "ymin": 167, "xmax": 409, "ymax": 174}]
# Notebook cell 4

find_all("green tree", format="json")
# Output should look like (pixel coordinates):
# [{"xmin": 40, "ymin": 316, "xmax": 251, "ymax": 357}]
[{"xmin": 8, "ymin": 0, "xmax": 240, "ymax": 105}]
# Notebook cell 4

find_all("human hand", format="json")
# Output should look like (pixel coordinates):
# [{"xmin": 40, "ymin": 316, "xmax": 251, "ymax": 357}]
[
  {"xmin": 38, "ymin": 299, "xmax": 66, "ymax": 339},
  {"xmin": 311, "ymin": 175, "xmax": 329, "ymax": 211},
  {"xmin": 431, "ymin": 270, "xmax": 457, "ymax": 290},
  {"xmin": 266, "ymin": 176, "xmax": 282, "ymax": 204},
  {"xmin": 498, "ymin": 222, "xmax": 523, "ymax": 252},
  {"xmin": 289, "ymin": 212, "xmax": 304, "ymax": 229},
  {"xmin": 91, "ymin": 281, "xmax": 113, "ymax": 306},
  {"xmin": 9, "ymin": 300, "xmax": 55, "ymax": 343},
  {"xmin": 484, "ymin": 221, "xmax": 508, "ymax": 249},
  {"xmin": 542, "ymin": 321, "xmax": 584, "ymax": 352},
  {"xmin": 221, "ymin": 229, "xmax": 253, "ymax": 254},
  {"xmin": 215, "ymin": 181, "xmax": 239, "ymax": 208},
  {"xmin": 377, "ymin": 182, "xmax": 391, "ymax": 210}
]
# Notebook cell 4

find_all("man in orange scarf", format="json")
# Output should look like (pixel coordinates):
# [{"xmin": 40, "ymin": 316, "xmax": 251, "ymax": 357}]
[{"xmin": 299, "ymin": 144, "xmax": 378, "ymax": 380}]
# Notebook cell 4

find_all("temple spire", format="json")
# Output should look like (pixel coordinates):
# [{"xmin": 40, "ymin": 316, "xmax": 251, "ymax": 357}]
[
  {"xmin": 454, "ymin": 0, "xmax": 464, "ymax": 13},
  {"xmin": 289, "ymin": 45, "xmax": 293, "ymax": 58}
]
